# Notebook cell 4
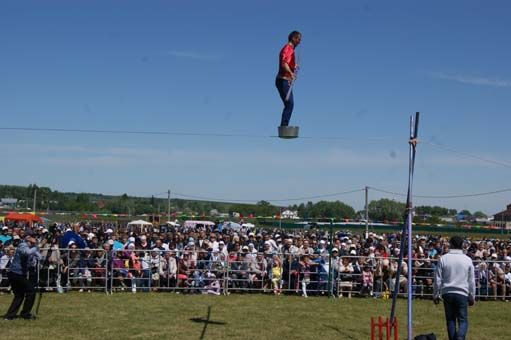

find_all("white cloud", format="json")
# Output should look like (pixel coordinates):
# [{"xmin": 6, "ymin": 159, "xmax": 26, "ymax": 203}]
[{"xmin": 427, "ymin": 71, "xmax": 511, "ymax": 87}]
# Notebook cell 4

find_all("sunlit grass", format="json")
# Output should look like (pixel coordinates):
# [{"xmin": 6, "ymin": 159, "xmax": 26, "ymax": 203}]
[{"xmin": 0, "ymin": 292, "xmax": 506, "ymax": 339}]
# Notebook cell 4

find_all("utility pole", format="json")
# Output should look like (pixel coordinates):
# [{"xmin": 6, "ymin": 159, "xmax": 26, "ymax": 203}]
[
  {"xmin": 365, "ymin": 186, "xmax": 369, "ymax": 239},
  {"xmin": 33, "ymin": 187, "xmax": 37, "ymax": 213},
  {"xmin": 168, "ymin": 189, "xmax": 171, "ymax": 222}
]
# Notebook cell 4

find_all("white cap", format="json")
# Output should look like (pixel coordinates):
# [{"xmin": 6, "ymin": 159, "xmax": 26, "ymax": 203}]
[
  {"xmin": 350, "ymin": 250, "xmax": 357, "ymax": 255},
  {"xmin": 332, "ymin": 248, "xmax": 339, "ymax": 252},
  {"xmin": 42, "ymin": 228, "xmax": 49, "ymax": 233},
  {"xmin": 106, "ymin": 228, "xmax": 114, "ymax": 233},
  {"xmin": 128, "ymin": 237, "xmax": 135, "ymax": 243},
  {"xmin": 2, "ymin": 226, "xmax": 8, "ymax": 230}
]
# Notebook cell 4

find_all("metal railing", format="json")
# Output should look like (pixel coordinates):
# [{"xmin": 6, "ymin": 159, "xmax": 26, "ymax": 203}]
[{"xmin": 0, "ymin": 249, "xmax": 509, "ymax": 300}]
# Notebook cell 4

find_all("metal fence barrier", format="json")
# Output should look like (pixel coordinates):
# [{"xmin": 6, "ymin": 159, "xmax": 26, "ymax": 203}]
[{"xmin": 0, "ymin": 248, "xmax": 509, "ymax": 300}]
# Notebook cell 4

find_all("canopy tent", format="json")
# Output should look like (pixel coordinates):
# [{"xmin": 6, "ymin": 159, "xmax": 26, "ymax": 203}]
[
  {"xmin": 183, "ymin": 220, "xmax": 215, "ymax": 229},
  {"xmin": 4, "ymin": 212, "xmax": 43, "ymax": 223},
  {"xmin": 127, "ymin": 219, "xmax": 153, "ymax": 233},
  {"xmin": 127, "ymin": 220, "xmax": 153, "ymax": 226}
]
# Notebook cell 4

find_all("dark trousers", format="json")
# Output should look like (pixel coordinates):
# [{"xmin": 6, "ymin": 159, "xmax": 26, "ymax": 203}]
[
  {"xmin": 275, "ymin": 78, "xmax": 294, "ymax": 126},
  {"xmin": 5, "ymin": 272, "xmax": 36, "ymax": 318},
  {"xmin": 442, "ymin": 293, "xmax": 469, "ymax": 340}
]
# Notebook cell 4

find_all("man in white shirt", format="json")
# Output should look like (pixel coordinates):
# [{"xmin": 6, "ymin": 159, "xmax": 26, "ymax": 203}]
[{"xmin": 433, "ymin": 235, "xmax": 475, "ymax": 340}]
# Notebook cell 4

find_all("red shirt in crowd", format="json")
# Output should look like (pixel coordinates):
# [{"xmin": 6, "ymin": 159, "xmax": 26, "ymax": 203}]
[{"xmin": 277, "ymin": 43, "xmax": 296, "ymax": 79}]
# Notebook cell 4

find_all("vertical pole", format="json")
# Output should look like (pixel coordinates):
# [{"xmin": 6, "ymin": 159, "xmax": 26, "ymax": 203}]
[
  {"xmin": 168, "ymin": 189, "xmax": 171, "ymax": 222},
  {"xmin": 365, "ymin": 186, "xmax": 369, "ymax": 239},
  {"xmin": 389, "ymin": 113, "xmax": 419, "ymax": 340},
  {"xmin": 328, "ymin": 218, "xmax": 333, "ymax": 297},
  {"xmin": 33, "ymin": 187, "xmax": 37, "ymax": 213},
  {"xmin": 406, "ymin": 112, "xmax": 419, "ymax": 340}
]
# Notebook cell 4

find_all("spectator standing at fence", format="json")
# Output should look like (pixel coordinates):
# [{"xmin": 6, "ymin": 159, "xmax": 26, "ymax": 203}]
[
  {"xmin": 299, "ymin": 254, "xmax": 312, "ymax": 297},
  {"xmin": 3, "ymin": 234, "xmax": 45, "ymax": 320},
  {"xmin": 0, "ymin": 246, "xmax": 14, "ymax": 290},
  {"xmin": 434, "ymin": 235, "xmax": 476, "ymax": 340}
]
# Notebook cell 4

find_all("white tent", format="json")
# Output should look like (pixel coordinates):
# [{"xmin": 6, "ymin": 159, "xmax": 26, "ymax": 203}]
[
  {"xmin": 241, "ymin": 223, "xmax": 256, "ymax": 229},
  {"xmin": 127, "ymin": 220, "xmax": 153, "ymax": 233},
  {"xmin": 127, "ymin": 220, "xmax": 153, "ymax": 226}
]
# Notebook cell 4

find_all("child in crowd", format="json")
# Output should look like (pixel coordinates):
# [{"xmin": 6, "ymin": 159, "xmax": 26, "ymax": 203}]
[
  {"xmin": 203, "ymin": 272, "xmax": 221, "ymax": 295},
  {"xmin": 299, "ymin": 254, "xmax": 311, "ymax": 298},
  {"xmin": 360, "ymin": 263, "xmax": 374, "ymax": 296},
  {"xmin": 271, "ymin": 256, "xmax": 282, "ymax": 295}
]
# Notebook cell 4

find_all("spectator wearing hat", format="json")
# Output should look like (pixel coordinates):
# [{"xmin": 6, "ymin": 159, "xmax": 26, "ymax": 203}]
[
  {"xmin": 330, "ymin": 248, "xmax": 341, "ymax": 293},
  {"xmin": 138, "ymin": 235, "xmax": 150, "ymax": 251},
  {"xmin": 0, "ymin": 226, "xmax": 12, "ymax": 246},
  {"xmin": 338, "ymin": 256, "xmax": 354, "ymax": 298},
  {"xmin": 4, "ymin": 234, "xmax": 45, "ymax": 320},
  {"xmin": 78, "ymin": 247, "xmax": 95, "ymax": 292},
  {"xmin": 218, "ymin": 241, "xmax": 228, "ymax": 258}
]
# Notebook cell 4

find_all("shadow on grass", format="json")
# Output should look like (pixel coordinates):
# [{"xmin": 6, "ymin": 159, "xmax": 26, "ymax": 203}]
[
  {"xmin": 190, "ymin": 306, "xmax": 227, "ymax": 340},
  {"xmin": 323, "ymin": 324, "xmax": 357, "ymax": 339}
]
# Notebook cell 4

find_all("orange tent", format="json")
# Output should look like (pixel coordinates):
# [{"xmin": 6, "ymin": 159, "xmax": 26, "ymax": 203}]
[{"xmin": 4, "ymin": 212, "xmax": 43, "ymax": 223}]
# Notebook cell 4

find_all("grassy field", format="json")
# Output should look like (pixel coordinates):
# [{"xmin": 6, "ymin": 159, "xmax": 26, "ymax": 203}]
[{"xmin": 1, "ymin": 293, "xmax": 508, "ymax": 340}]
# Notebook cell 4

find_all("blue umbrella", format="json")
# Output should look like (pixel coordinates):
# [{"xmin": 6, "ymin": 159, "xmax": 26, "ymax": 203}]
[{"xmin": 60, "ymin": 231, "xmax": 87, "ymax": 249}]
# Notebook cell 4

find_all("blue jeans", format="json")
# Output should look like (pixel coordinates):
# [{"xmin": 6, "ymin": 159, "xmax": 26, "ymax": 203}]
[
  {"xmin": 442, "ymin": 293, "xmax": 469, "ymax": 340},
  {"xmin": 275, "ymin": 78, "xmax": 294, "ymax": 126}
]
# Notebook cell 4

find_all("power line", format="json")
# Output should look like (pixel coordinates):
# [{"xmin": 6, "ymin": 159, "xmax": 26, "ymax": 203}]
[
  {"xmin": 422, "ymin": 140, "xmax": 511, "ymax": 169},
  {"xmin": 369, "ymin": 186, "xmax": 511, "ymax": 199},
  {"xmin": 160, "ymin": 188, "xmax": 365, "ymax": 204}
]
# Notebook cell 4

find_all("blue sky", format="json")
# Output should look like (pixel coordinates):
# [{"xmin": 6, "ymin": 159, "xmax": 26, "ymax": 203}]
[{"xmin": 1, "ymin": 1, "xmax": 510, "ymax": 215}]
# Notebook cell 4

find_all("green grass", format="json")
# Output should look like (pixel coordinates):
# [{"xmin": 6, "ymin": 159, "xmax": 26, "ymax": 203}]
[{"xmin": 0, "ymin": 293, "xmax": 507, "ymax": 340}]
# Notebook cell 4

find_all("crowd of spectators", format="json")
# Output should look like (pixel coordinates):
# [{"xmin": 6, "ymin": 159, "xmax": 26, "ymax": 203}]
[{"xmin": 1, "ymin": 220, "xmax": 510, "ymax": 300}]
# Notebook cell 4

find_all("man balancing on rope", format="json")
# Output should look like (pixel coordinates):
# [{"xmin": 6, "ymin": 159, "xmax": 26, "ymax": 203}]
[{"xmin": 276, "ymin": 31, "xmax": 301, "ymax": 127}]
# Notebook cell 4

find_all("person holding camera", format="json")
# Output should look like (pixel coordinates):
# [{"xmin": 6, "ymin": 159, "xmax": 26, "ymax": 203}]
[
  {"xmin": 3, "ymin": 232, "xmax": 45, "ymax": 320},
  {"xmin": 433, "ymin": 235, "xmax": 476, "ymax": 340}
]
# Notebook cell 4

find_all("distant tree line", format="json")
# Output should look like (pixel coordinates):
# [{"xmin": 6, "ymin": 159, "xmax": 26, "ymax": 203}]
[{"xmin": 0, "ymin": 184, "xmax": 482, "ymax": 223}]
